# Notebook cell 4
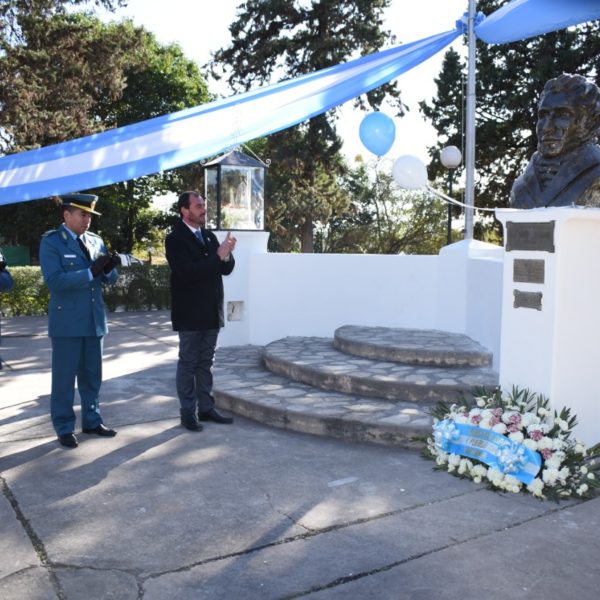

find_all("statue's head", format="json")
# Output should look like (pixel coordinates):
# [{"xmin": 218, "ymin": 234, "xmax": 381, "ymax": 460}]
[{"xmin": 536, "ymin": 73, "xmax": 600, "ymax": 158}]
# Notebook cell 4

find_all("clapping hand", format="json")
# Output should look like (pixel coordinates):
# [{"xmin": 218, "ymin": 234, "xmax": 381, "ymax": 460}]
[
  {"xmin": 90, "ymin": 254, "xmax": 112, "ymax": 278},
  {"xmin": 217, "ymin": 232, "xmax": 237, "ymax": 261},
  {"xmin": 103, "ymin": 252, "xmax": 121, "ymax": 274}
]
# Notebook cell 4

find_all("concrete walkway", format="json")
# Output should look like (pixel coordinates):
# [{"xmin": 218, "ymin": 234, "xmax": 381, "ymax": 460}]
[{"xmin": 0, "ymin": 311, "xmax": 598, "ymax": 599}]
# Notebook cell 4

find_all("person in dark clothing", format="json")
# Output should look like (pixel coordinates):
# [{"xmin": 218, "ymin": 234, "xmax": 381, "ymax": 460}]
[{"xmin": 165, "ymin": 191, "xmax": 236, "ymax": 431}]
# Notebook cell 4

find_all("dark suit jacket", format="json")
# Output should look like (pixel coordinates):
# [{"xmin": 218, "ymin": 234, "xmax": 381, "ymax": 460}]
[
  {"xmin": 165, "ymin": 220, "xmax": 235, "ymax": 331},
  {"xmin": 511, "ymin": 144, "xmax": 600, "ymax": 208}
]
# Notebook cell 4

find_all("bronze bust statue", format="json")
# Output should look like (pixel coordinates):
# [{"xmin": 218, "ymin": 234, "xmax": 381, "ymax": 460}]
[{"xmin": 510, "ymin": 73, "xmax": 600, "ymax": 208}]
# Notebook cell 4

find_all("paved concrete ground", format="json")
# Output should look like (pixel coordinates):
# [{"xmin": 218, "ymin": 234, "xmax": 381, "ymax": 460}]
[{"xmin": 0, "ymin": 311, "xmax": 599, "ymax": 600}]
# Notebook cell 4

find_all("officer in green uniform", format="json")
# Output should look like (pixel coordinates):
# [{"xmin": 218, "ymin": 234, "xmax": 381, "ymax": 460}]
[{"xmin": 39, "ymin": 194, "xmax": 121, "ymax": 448}]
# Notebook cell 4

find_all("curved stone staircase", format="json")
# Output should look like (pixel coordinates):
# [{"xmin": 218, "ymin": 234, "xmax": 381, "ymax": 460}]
[{"xmin": 213, "ymin": 325, "xmax": 498, "ymax": 449}]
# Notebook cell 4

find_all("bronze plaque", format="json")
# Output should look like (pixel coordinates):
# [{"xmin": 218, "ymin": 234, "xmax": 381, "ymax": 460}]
[
  {"xmin": 505, "ymin": 221, "xmax": 555, "ymax": 252},
  {"xmin": 513, "ymin": 259, "xmax": 545, "ymax": 284},
  {"xmin": 513, "ymin": 290, "xmax": 542, "ymax": 311}
]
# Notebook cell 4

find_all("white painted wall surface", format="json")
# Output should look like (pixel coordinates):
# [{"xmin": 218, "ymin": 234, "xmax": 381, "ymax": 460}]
[
  {"xmin": 247, "ymin": 253, "xmax": 439, "ymax": 346},
  {"xmin": 217, "ymin": 234, "xmax": 504, "ymax": 362}
]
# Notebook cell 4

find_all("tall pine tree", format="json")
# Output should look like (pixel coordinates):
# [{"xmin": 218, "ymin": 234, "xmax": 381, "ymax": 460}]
[
  {"xmin": 210, "ymin": 0, "xmax": 403, "ymax": 252},
  {"xmin": 421, "ymin": 0, "xmax": 600, "ymax": 238}
]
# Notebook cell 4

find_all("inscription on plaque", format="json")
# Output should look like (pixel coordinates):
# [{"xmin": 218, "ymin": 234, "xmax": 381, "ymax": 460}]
[
  {"xmin": 513, "ymin": 290, "xmax": 542, "ymax": 311},
  {"xmin": 513, "ymin": 259, "xmax": 545, "ymax": 284},
  {"xmin": 506, "ymin": 221, "xmax": 555, "ymax": 252}
]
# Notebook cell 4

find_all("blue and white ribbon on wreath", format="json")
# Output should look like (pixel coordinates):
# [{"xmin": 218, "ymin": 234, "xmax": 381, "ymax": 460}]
[{"xmin": 433, "ymin": 419, "xmax": 542, "ymax": 484}]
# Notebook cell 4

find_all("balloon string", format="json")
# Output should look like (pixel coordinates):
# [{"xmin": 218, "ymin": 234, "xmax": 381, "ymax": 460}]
[{"xmin": 426, "ymin": 185, "xmax": 497, "ymax": 213}]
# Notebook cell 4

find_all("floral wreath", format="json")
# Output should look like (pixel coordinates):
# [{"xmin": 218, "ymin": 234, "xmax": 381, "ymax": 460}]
[{"xmin": 423, "ymin": 387, "xmax": 600, "ymax": 502}]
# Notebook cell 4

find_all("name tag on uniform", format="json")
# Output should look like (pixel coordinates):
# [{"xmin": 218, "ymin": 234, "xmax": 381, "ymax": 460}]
[{"xmin": 64, "ymin": 254, "xmax": 77, "ymax": 258}]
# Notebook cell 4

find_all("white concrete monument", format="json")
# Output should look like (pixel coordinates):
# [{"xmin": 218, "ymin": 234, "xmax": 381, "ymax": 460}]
[{"xmin": 496, "ymin": 207, "xmax": 600, "ymax": 446}]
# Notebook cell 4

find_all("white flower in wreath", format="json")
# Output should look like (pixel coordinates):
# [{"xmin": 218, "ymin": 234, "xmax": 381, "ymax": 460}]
[
  {"xmin": 545, "ymin": 454, "xmax": 564, "ymax": 469},
  {"xmin": 587, "ymin": 473, "xmax": 596, "ymax": 481},
  {"xmin": 454, "ymin": 414, "xmax": 469, "ymax": 424},
  {"xmin": 552, "ymin": 437, "xmax": 565, "ymax": 451},
  {"xmin": 458, "ymin": 458, "xmax": 472, "ymax": 475},
  {"xmin": 476, "ymin": 397, "xmax": 486, "ymax": 408},
  {"xmin": 523, "ymin": 439, "xmax": 538, "ymax": 451},
  {"xmin": 559, "ymin": 467, "xmax": 570, "ymax": 482},
  {"xmin": 575, "ymin": 443, "xmax": 586, "ymax": 455},
  {"xmin": 537, "ymin": 437, "xmax": 554, "ymax": 450},
  {"xmin": 508, "ymin": 431, "xmax": 524, "ymax": 444},
  {"xmin": 479, "ymin": 419, "xmax": 492, "ymax": 430},
  {"xmin": 447, "ymin": 453, "xmax": 461, "ymax": 472},
  {"xmin": 501, "ymin": 410, "xmax": 517, "ymax": 424},
  {"xmin": 487, "ymin": 467, "xmax": 505, "ymax": 486},
  {"xmin": 527, "ymin": 478, "xmax": 545, "ymax": 497},
  {"xmin": 504, "ymin": 475, "xmax": 521, "ymax": 493},
  {"xmin": 580, "ymin": 466, "xmax": 588, "ymax": 475},
  {"xmin": 577, "ymin": 483, "xmax": 589, "ymax": 496},
  {"xmin": 554, "ymin": 418, "xmax": 569, "ymax": 431},
  {"xmin": 521, "ymin": 413, "xmax": 540, "ymax": 427},
  {"xmin": 542, "ymin": 467, "xmax": 559, "ymax": 485},
  {"xmin": 492, "ymin": 422, "xmax": 507, "ymax": 434},
  {"xmin": 537, "ymin": 406, "xmax": 551, "ymax": 417}
]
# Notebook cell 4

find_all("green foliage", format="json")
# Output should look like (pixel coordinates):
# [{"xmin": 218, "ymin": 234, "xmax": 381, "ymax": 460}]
[
  {"xmin": 211, "ymin": 0, "xmax": 402, "ymax": 252},
  {"xmin": 0, "ymin": 5, "xmax": 210, "ymax": 257},
  {"xmin": 420, "ymin": 0, "xmax": 600, "ymax": 240},
  {"xmin": 0, "ymin": 265, "xmax": 171, "ymax": 316},
  {"xmin": 315, "ymin": 163, "xmax": 447, "ymax": 254},
  {"xmin": 0, "ymin": 267, "xmax": 50, "ymax": 316}
]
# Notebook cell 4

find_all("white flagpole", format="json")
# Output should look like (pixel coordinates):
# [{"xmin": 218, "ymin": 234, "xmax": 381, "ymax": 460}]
[{"xmin": 464, "ymin": 0, "xmax": 476, "ymax": 239}]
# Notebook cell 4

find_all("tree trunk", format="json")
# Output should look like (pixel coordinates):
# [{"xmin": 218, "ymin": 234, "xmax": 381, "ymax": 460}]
[{"xmin": 300, "ymin": 219, "xmax": 314, "ymax": 253}]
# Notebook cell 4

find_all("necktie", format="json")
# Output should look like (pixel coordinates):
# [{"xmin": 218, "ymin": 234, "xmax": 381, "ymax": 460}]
[
  {"xmin": 77, "ymin": 236, "xmax": 90, "ymax": 259},
  {"xmin": 194, "ymin": 229, "xmax": 205, "ymax": 246}
]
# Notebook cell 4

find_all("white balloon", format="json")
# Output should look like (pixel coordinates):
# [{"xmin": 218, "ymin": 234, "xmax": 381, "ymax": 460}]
[{"xmin": 392, "ymin": 155, "xmax": 428, "ymax": 190}]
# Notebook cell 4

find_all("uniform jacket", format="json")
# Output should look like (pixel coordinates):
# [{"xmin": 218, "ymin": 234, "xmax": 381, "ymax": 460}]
[
  {"xmin": 165, "ymin": 220, "xmax": 235, "ymax": 331},
  {"xmin": 39, "ymin": 224, "xmax": 118, "ymax": 337},
  {"xmin": 511, "ymin": 143, "xmax": 600, "ymax": 208}
]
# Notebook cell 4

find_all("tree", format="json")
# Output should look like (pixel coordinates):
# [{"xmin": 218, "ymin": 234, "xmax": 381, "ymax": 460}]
[
  {"xmin": 420, "ymin": 0, "xmax": 600, "ymax": 239},
  {"xmin": 91, "ymin": 37, "xmax": 210, "ymax": 252},
  {"xmin": 0, "ymin": 6, "xmax": 210, "ymax": 256},
  {"xmin": 316, "ymin": 163, "xmax": 448, "ymax": 255},
  {"xmin": 210, "ymin": 0, "xmax": 403, "ymax": 252}
]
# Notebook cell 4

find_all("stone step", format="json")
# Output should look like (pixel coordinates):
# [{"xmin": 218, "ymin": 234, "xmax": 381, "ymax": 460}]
[
  {"xmin": 333, "ymin": 325, "xmax": 493, "ymax": 367},
  {"xmin": 212, "ymin": 345, "xmax": 432, "ymax": 449},
  {"xmin": 262, "ymin": 337, "xmax": 498, "ymax": 404}
]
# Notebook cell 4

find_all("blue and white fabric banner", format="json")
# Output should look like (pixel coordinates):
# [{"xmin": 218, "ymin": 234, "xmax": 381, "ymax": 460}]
[
  {"xmin": 1, "ymin": 0, "xmax": 598, "ymax": 206},
  {"xmin": 433, "ymin": 419, "xmax": 542, "ymax": 484},
  {"xmin": 475, "ymin": 0, "xmax": 600, "ymax": 44},
  {"xmin": 0, "ymin": 29, "xmax": 459, "ymax": 205}
]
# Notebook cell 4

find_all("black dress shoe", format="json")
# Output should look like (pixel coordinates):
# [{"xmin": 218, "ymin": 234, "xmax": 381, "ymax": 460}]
[
  {"xmin": 181, "ymin": 416, "xmax": 203, "ymax": 431},
  {"xmin": 198, "ymin": 408, "xmax": 233, "ymax": 424},
  {"xmin": 82, "ymin": 424, "xmax": 117, "ymax": 437},
  {"xmin": 58, "ymin": 433, "xmax": 78, "ymax": 448}
]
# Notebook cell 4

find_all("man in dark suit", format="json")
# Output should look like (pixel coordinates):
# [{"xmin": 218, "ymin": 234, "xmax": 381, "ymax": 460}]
[
  {"xmin": 511, "ymin": 73, "xmax": 600, "ymax": 208},
  {"xmin": 165, "ymin": 191, "xmax": 236, "ymax": 431},
  {"xmin": 39, "ymin": 194, "xmax": 121, "ymax": 448}
]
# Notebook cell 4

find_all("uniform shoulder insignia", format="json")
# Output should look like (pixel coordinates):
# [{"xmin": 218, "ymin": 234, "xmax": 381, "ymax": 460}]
[
  {"xmin": 86, "ymin": 231, "xmax": 101, "ymax": 239},
  {"xmin": 41, "ymin": 229, "xmax": 58, "ymax": 238}
]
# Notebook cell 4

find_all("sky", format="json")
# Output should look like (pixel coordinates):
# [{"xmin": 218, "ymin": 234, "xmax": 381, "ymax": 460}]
[{"xmin": 96, "ymin": 0, "xmax": 470, "ymax": 165}]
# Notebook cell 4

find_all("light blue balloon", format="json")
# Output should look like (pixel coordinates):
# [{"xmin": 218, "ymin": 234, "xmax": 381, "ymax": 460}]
[{"xmin": 359, "ymin": 112, "xmax": 396, "ymax": 156}]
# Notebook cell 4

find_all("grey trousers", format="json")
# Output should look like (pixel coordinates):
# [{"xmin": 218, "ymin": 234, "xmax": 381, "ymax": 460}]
[{"xmin": 176, "ymin": 330, "xmax": 219, "ymax": 417}]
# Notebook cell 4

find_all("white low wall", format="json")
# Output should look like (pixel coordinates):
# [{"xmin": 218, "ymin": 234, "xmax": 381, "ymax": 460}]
[{"xmin": 218, "ymin": 234, "xmax": 505, "ymax": 368}]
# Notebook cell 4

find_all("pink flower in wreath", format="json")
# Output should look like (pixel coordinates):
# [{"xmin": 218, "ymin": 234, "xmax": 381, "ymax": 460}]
[
  {"xmin": 540, "ymin": 448, "xmax": 553, "ymax": 460},
  {"xmin": 529, "ymin": 430, "xmax": 544, "ymax": 441},
  {"xmin": 471, "ymin": 414, "xmax": 482, "ymax": 424}
]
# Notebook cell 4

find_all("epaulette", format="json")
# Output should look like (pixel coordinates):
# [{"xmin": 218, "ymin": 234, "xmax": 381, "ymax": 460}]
[
  {"xmin": 86, "ymin": 231, "xmax": 101, "ymax": 239},
  {"xmin": 41, "ymin": 229, "xmax": 59, "ymax": 238}
]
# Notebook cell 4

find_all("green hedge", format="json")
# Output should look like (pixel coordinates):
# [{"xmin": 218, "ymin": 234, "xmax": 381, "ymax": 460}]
[{"xmin": 0, "ymin": 265, "xmax": 171, "ymax": 316}]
